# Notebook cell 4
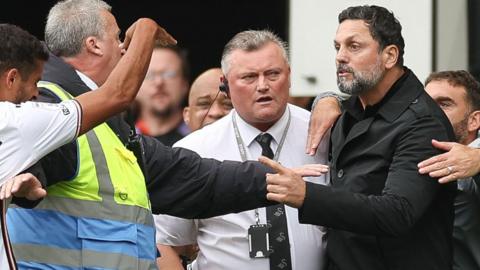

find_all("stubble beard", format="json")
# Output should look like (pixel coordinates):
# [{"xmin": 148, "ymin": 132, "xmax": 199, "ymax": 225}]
[{"xmin": 337, "ymin": 59, "xmax": 385, "ymax": 96}]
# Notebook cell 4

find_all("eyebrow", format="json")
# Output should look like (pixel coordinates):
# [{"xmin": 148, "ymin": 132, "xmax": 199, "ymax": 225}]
[{"xmin": 433, "ymin": 96, "xmax": 455, "ymax": 103}]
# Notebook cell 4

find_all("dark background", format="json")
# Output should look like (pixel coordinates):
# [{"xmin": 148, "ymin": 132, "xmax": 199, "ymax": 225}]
[
  {"xmin": 1, "ymin": 0, "xmax": 289, "ymax": 83},
  {"xmin": 5, "ymin": 1, "xmax": 480, "ymax": 81}
]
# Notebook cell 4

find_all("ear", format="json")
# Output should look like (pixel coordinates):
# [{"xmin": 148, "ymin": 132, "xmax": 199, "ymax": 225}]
[
  {"xmin": 183, "ymin": 106, "xmax": 191, "ymax": 126},
  {"xmin": 85, "ymin": 36, "xmax": 103, "ymax": 56},
  {"xmin": 5, "ymin": 68, "xmax": 19, "ymax": 89},
  {"xmin": 467, "ymin": 110, "xmax": 480, "ymax": 133},
  {"xmin": 382, "ymin": 45, "xmax": 399, "ymax": 69},
  {"xmin": 287, "ymin": 65, "xmax": 291, "ymax": 89}
]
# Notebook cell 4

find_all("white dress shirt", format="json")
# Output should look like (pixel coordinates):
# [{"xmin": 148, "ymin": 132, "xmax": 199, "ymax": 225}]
[
  {"xmin": 155, "ymin": 104, "xmax": 329, "ymax": 270},
  {"xmin": 0, "ymin": 99, "xmax": 81, "ymax": 269}
]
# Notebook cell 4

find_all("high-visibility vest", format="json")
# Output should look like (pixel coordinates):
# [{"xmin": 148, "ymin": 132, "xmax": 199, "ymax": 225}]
[{"xmin": 7, "ymin": 81, "xmax": 157, "ymax": 270}]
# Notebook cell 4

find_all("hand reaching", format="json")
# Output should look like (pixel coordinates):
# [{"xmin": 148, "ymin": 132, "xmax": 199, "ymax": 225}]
[
  {"xmin": 418, "ymin": 139, "xmax": 480, "ymax": 183},
  {"xmin": 0, "ymin": 173, "xmax": 46, "ymax": 200}
]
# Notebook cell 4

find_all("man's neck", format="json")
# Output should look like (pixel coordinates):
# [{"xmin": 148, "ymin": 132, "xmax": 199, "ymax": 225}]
[
  {"xmin": 141, "ymin": 109, "xmax": 184, "ymax": 136},
  {"xmin": 62, "ymin": 55, "xmax": 104, "ymax": 86},
  {"xmin": 463, "ymin": 133, "xmax": 478, "ymax": 146},
  {"xmin": 359, "ymin": 67, "xmax": 405, "ymax": 108}
]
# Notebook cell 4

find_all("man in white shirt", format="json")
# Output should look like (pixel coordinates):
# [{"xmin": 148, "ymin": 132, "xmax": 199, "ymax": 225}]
[{"xmin": 155, "ymin": 30, "xmax": 329, "ymax": 270}]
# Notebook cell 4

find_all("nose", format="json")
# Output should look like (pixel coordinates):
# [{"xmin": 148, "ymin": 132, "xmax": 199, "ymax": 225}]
[
  {"xmin": 335, "ymin": 46, "xmax": 348, "ymax": 64},
  {"xmin": 31, "ymin": 86, "xmax": 39, "ymax": 101},
  {"xmin": 152, "ymin": 75, "xmax": 165, "ymax": 87},
  {"xmin": 207, "ymin": 102, "xmax": 225, "ymax": 120},
  {"xmin": 256, "ymin": 75, "xmax": 269, "ymax": 92}
]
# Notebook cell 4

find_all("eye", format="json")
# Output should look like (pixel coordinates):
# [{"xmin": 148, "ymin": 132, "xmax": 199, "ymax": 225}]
[
  {"xmin": 195, "ymin": 99, "xmax": 211, "ymax": 109},
  {"xmin": 334, "ymin": 43, "xmax": 340, "ymax": 51},
  {"xmin": 266, "ymin": 70, "xmax": 281, "ymax": 80},
  {"xmin": 438, "ymin": 101, "xmax": 452, "ymax": 109},
  {"xmin": 223, "ymin": 100, "xmax": 233, "ymax": 110},
  {"xmin": 349, "ymin": 43, "xmax": 360, "ymax": 51},
  {"xmin": 241, "ymin": 74, "xmax": 257, "ymax": 83}
]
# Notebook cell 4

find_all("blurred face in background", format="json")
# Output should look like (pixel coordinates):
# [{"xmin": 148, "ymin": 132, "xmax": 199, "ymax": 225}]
[
  {"xmin": 426, "ymin": 79, "xmax": 473, "ymax": 144},
  {"xmin": 184, "ymin": 68, "xmax": 233, "ymax": 131},
  {"xmin": 137, "ymin": 48, "xmax": 189, "ymax": 116}
]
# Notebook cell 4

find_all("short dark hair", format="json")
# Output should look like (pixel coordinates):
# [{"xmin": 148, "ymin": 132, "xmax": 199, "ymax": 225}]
[
  {"xmin": 0, "ymin": 24, "xmax": 49, "ymax": 79},
  {"xmin": 425, "ymin": 70, "xmax": 480, "ymax": 112},
  {"xmin": 154, "ymin": 43, "xmax": 190, "ymax": 83},
  {"xmin": 339, "ymin": 5, "xmax": 405, "ymax": 66}
]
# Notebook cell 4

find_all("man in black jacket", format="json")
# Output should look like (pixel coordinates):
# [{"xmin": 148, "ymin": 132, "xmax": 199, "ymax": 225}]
[{"xmin": 260, "ymin": 5, "xmax": 456, "ymax": 270}]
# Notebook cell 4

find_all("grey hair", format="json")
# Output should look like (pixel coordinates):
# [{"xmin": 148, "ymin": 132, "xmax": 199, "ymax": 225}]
[
  {"xmin": 220, "ymin": 30, "xmax": 289, "ymax": 75},
  {"xmin": 45, "ymin": 0, "xmax": 111, "ymax": 57}
]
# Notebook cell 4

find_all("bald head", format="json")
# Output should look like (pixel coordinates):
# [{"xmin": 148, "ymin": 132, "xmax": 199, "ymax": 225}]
[{"xmin": 183, "ymin": 68, "xmax": 233, "ymax": 131}]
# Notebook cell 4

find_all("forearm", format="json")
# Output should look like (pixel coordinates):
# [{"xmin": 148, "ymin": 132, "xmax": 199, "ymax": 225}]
[
  {"xmin": 143, "ymin": 138, "xmax": 273, "ymax": 218},
  {"xmin": 299, "ymin": 181, "xmax": 437, "ymax": 236}
]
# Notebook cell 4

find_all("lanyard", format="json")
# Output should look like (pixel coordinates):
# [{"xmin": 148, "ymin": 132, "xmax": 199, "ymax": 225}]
[{"xmin": 231, "ymin": 107, "xmax": 291, "ymax": 224}]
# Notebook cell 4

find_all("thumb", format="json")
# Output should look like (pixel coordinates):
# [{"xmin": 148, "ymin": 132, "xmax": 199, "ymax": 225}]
[
  {"xmin": 27, "ymin": 188, "xmax": 47, "ymax": 201},
  {"xmin": 432, "ymin": 139, "xmax": 454, "ymax": 151},
  {"xmin": 258, "ymin": 156, "xmax": 289, "ymax": 174}
]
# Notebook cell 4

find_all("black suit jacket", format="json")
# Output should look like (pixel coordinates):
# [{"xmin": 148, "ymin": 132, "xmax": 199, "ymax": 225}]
[{"xmin": 299, "ymin": 69, "xmax": 456, "ymax": 270}]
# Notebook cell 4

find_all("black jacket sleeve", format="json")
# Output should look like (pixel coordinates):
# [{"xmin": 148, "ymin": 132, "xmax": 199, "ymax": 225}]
[
  {"xmin": 299, "ymin": 117, "xmax": 456, "ymax": 236},
  {"xmin": 141, "ymin": 135, "xmax": 274, "ymax": 218}
]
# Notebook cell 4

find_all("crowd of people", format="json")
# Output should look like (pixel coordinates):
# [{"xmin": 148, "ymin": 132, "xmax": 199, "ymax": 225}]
[{"xmin": 1, "ymin": 1, "xmax": 480, "ymax": 270}]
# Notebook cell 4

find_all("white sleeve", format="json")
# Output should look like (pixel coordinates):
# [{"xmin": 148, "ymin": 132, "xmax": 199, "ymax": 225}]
[
  {"xmin": 24, "ymin": 100, "xmax": 81, "ymax": 155},
  {"xmin": 0, "ymin": 100, "xmax": 81, "ymax": 183},
  {"xmin": 154, "ymin": 214, "xmax": 197, "ymax": 245}
]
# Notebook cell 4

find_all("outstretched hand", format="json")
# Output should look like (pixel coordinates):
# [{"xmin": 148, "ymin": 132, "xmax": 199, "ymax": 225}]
[
  {"xmin": 0, "ymin": 173, "xmax": 46, "ymax": 201},
  {"xmin": 418, "ymin": 139, "xmax": 480, "ymax": 183},
  {"xmin": 291, "ymin": 163, "xmax": 329, "ymax": 177},
  {"xmin": 258, "ymin": 156, "xmax": 307, "ymax": 208}
]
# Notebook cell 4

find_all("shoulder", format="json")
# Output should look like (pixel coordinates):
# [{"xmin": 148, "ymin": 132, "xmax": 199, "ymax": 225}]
[
  {"xmin": 174, "ymin": 112, "xmax": 234, "ymax": 151},
  {"xmin": 287, "ymin": 103, "xmax": 311, "ymax": 127}
]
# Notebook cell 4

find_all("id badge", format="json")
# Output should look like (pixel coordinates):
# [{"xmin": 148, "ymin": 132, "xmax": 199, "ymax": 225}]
[{"xmin": 248, "ymin": 224, "xmax": 271, "ymax": 258}]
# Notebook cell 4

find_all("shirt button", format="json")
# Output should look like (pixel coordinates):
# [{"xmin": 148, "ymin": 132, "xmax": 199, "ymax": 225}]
[
  {"xmin": 337, "ymin": 169, "xmax": 344, "ymax": 178},
  {"xmin": 412, "ymin": 99, "xmax": 418, "ymax": 104}
]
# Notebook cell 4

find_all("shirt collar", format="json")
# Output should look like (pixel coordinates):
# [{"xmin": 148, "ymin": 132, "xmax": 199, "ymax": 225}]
[
  {"xmin": 75, "ymin": 70, "xmax": 98, "ymax": 90},
  {"xmin": 469, "ymin": 137, "xmax": 480, "ymax": 148},
  {"xmin": 234, "ymin": 104, "xmax": 290, "ymax": 148}
]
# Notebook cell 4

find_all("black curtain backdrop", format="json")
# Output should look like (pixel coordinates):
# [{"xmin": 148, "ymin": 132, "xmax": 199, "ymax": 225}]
[
  {"xmin": 1, "ymin": 0, "xmax": 288, "ymax": 83},
  {"xmin": 469, "ymin": 0, "xmax": 480, "ymax": 80}
]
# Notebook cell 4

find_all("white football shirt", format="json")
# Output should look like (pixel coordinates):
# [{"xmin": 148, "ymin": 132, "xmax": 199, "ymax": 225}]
[{"xmin": 0, "ymin": 99, "xmax": 81, "ymax": 269}]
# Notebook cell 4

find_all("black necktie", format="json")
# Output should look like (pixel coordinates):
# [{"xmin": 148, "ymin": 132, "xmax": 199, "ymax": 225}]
[{"xmin": 255, "ymin": 133, "xmax": 292, "ymax": 270}]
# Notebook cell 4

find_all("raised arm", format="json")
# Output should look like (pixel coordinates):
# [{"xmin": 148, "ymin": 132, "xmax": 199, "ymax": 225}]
[{"xmin": 75, "ymin": 18, "xmax": 176, "ymax": 135}]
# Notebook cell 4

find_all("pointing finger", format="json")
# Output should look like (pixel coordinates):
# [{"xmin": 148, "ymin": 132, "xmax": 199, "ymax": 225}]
[{"xmin": 258, "ymin": 156, "xmax": 289, "ymax": 174}]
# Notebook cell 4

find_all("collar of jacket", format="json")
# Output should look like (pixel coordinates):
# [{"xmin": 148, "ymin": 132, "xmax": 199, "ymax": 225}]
[
  {"xmin": 42, "ymin": 50, "xmax": 91, "ymax": 97},
  {"xmin": 342, "ymin": 67, "xmax": 424, "ymax": 123}
]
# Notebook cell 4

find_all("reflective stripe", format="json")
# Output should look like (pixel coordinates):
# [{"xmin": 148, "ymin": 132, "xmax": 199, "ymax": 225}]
[
  {"xmin": 12, "ymin": 197, "xmax": 153, "ymax": 226},
  {"xmin": 18, "ymin": 261, "xmax": 80, "ymax": 270},
  {"xmin": 7, "ymin": 208, "xmax": 155, "ymax": 260},
  {"xmin": 13, "ymin": 244, "xmax": 156, "ymax": 270}
]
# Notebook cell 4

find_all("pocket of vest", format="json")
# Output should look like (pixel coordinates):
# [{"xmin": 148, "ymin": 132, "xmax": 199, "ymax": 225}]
[{"xmin": 77, "ymin": 217, "xmax": 139, "ymax": 258}]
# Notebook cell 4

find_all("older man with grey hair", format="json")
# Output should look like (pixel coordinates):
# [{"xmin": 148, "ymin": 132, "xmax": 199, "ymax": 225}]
[
  {"xmin": 6, "ymin": 2, "xmax": 286, "ymax": 270},
  {"xmin": 155, "ymin": 30, "xmax": 329, "ymax": 270}
]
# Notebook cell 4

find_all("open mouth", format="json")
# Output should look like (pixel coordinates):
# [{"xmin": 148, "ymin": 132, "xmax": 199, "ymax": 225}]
[{"xmin": 256, "ymin": 96, "xmax": 273, "ymax": 103}]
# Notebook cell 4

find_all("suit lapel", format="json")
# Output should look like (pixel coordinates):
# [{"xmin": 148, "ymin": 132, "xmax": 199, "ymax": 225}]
[{"xmin": 332, "ymin": 114, "xmax": 375, "ymax": 166}]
